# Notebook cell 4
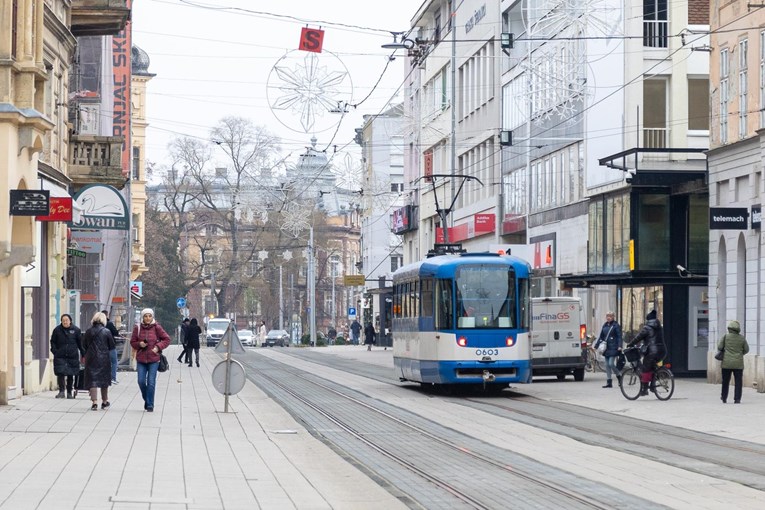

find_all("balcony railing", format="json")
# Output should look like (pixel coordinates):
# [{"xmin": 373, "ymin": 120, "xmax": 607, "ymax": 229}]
[
  {"xmin": 68, "ymin": 135, "xmax": 125, "ymax": 187},
  {"xmin": 71, "ymin": 0, "xmax": 130, "ymax": 37},
  {"xmin": 643, "ymin": 20, "xmax": 668, "ymax": 48}
]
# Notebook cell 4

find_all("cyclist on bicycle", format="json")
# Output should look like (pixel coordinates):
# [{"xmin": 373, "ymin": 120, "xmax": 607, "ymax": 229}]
[{"xmin": 626, "ymin": 310, "xmax": 667, "ymax": 396}]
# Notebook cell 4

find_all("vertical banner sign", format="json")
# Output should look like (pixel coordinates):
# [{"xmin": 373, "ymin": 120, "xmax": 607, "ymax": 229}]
[
  {"xmin": 113, "ymin": 0, "xmax": 132, "ymax": 178},
  {"xmin": 299, "ymin": 27, "xmax": 325, "ymax": 53}
]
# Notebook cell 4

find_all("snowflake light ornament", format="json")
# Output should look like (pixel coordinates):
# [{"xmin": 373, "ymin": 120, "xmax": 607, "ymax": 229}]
[
  {"xmin": 267, "ymin": 50, "xmax": 353, "ymax": 134},
  {"xmin": 333, "ymin": 152, "xmax": 363, "ymax": 191},
  {"xmin": 523, "ymin": 0, "xmax": 622, "ymax": 39},
  {"xmin": 280, "ymin": 203, "xmax": 312, "ymax": 238}
]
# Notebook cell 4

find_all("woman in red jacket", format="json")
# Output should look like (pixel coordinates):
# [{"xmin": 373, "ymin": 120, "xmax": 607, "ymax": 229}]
[{"xmin": 130, "ymin": 308, "xmax": 171, "ymax": 412}]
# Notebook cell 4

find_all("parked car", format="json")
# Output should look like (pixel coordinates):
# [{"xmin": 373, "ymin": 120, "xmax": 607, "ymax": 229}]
[
  {"xmin": 238, "ymin": 329, "xmax": 254, "ymax": 347},
  {"xmin": 263, "ymin": 329, "xmax": 289, "ymax": 347}
]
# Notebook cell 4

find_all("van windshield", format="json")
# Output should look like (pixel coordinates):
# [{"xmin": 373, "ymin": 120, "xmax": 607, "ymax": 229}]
[{"xmin": 207, "ymin": 320, "xmax": 230, "ymax": 331}]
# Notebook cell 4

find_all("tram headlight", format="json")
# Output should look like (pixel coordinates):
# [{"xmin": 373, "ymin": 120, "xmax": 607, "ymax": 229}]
[
  {"xmin": 505, "ymin": 336, "xmax": 515, "ymax": 347},
  {"xmin": 457, "ymin": 336, "xmax": 467, "ymax": 347}
]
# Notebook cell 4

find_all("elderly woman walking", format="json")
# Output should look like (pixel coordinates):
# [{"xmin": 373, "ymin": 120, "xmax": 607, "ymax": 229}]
[
  {"xmin": 718, "ymin": 320, "xmax": 750, "ymax": 404},
  {"xmin": 130, "ymin": 308, "xmax": 171, "ymax": 412},
  {"xmin": 50, "ymin": 314, "xmax": 84, "ymax": 399},
  {"xmin": 82, "ymin": 312, "xmax": 116, "ymax": 410}
]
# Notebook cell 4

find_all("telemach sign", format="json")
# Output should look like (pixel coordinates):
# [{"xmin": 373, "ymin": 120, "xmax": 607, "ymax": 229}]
[{"xmin": 709, "ymin": 207, "xmax": 749, "ymax": 230}]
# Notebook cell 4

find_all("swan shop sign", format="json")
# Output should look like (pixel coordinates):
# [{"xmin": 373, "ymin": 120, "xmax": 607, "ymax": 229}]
[{"xmin": 69, "ymin": 184, "xmax": 129, "ymax": 230}]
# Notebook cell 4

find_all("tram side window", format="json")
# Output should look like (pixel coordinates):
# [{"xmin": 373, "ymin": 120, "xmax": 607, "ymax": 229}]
[
  {"xmin": 421, "ymin": 279, "xmax": 434, "ymax": 317},
  {"xmin": 412, "ymin": 280, "xmax": 419, "ymax": 317},
  {"xmin": 435, "ymin": 279, "xmax": 453, "ymax": 329},
  {"xmin": 519, "ymin": 278, "xmax": 530, "ymax": 329},
  {"xmin": 393, "ymin": 284, "xmax": 402, "ymax": 318}
]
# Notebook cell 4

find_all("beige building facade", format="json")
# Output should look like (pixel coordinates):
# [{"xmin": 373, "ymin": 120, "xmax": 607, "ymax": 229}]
[
  {"xmin": 1, "ymin": 0, "xmax": 130, "ymax": 404},
  {"xmin": 708, "ymin": 0, "xmax": 765, "ymax": 388}
]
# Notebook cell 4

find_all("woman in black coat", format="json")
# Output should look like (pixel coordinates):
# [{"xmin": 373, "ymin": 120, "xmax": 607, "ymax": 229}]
[
  {"xmin": 185, "ymin": 318, "xmax": 202, "ymax": 367},
  {"xmin": 364, "ymin": 322, "xmax": 376, "ymax": 351},
  {"xmin": 50, "ymin": 314, "xmax": 84, "ymax": 399},
  {"xmin": 627, "ymin": 309, "xmax": 667, "ymax": 396},
  {"xmin": 82, "ymin": 312, "xmax": 116, "ymax": 411}
]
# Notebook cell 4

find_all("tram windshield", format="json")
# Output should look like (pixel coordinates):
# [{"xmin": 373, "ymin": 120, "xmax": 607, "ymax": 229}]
[{"xmin": 455, "ymin": 265, "xmax": 516, "ymax": 329}]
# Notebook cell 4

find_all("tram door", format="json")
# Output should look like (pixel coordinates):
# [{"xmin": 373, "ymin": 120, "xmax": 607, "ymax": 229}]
[{"xmin": 377, "ymin": 291, "xmax": 393, "ymax": 348}]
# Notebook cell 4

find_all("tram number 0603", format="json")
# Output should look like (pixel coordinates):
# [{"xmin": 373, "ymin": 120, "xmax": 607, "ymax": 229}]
[{"xmin": 475, "ymin": 348, "xmax": 499, "ymax": 356}]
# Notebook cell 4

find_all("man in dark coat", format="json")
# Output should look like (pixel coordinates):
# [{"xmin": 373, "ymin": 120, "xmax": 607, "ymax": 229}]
[
  {"xmin": 50, "ymin": 314, "xmax": 84, "ymax": 399},
  {"xmin": 83, "ymin": 312, "xmax": 116, "ymax": 410},
  {"xmin": 350, "ymin": 319, "xmax": 361, "ymax": 345},
  {"xmin": 177, "ymin": 318, "xmax": 190, "ymax": 363},
  {"xmin": 628, "ymin": 310, "xmax": 666, "ymax": 396}
]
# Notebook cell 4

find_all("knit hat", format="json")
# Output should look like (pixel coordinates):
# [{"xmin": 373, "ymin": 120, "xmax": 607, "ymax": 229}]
[
  {"xmin": 727, "ymin": 320, "xmax": 741, "ymax": 333},
  {"xmin": 141, "ymin": 308, "xmax": 155, "ymax": 324},
  {"xmin": 646, "ymin": 310, "xmax": 657, "ymax": 321}
]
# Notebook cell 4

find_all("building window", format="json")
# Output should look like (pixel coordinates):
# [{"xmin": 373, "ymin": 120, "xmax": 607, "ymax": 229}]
[
  {"xmin": 688, "ymin": 78, "xmax": 710, "ymax": 131},
  {"xmin": 740, "ymin": 39, "xmax": 749, "ymax": 139},
  {"xmin": 643, "ymin": 0, "xmax": 668, "ymax": 48},
  {"xmin": 434, "ymin": 13, "xmax": 441, "ymax": 43},
  {"xmin": 720, "ymin": 48, "xmax": 729, "ymax": 144},
  {"xmin": 390, "ymin": 255, "xmax": 403, "ymax": 272},
  {"xmin": 132, "ymin": 146, "xmax": 140, "ymax": 180},
  {"xmin": 643, "ymin": 79, "xmax": 667, "ymax": 147},
  {"xmin": 11, "ymin": 0, "xmax": 18, "ymax": 59}
]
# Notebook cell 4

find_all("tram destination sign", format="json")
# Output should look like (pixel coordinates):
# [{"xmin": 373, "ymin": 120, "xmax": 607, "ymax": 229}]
[{"xmin": 710, "ymin": 207, "xmax": 748, "ymax": 230}]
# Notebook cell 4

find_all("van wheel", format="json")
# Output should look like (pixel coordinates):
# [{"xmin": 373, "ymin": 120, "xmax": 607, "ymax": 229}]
[
  {"xmin": 573, "ymin": 368, "xmax": 585, "ymax": 382},
  {"xmin": 556, "ymin": 374, "xmax": 566, "ymax": 381}
]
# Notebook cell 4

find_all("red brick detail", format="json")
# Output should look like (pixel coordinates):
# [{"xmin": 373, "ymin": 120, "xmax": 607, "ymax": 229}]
[{"xmin": 689, "ymin": 0, "xmax": 709, "ymax": 25}]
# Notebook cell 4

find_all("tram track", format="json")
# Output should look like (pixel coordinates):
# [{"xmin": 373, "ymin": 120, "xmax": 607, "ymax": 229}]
[
  {"xmin": 455, "ymin": 394, "xmax": 765, "ymax": 491},
  {"xmin": 243, "ymin": 353, "xmax": 664, "ymax": 510},
  {"xmin": 270, "ymin": 348, "xmax": 765, "ymax": 492}
]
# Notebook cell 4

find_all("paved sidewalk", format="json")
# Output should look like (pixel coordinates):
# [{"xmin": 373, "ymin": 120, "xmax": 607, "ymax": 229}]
[{"xmin": 0, "ymin": 346, "xmax": 405, "ymax": 510}]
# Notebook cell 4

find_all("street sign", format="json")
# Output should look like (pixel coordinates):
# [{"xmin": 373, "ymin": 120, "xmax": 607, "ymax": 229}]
[
  {"xmin": 211, "ymin": 359, "xmax": 246, "ymax": 395},
  {"xmin": 176, "ymin": 297, "xmax": 186, "ymax": 308},
  {"xmin": 348, "ymin": 307, "xmax": 357, "ymax": 317},
  {"xmin": 343, "ymin": 274, "xmax": 366, "ymax": 286}
]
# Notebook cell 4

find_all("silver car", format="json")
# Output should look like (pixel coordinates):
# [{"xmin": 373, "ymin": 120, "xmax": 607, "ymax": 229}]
[{"xmin": 238, "ymin": 329, "xmax": 254, "ymax": 347}]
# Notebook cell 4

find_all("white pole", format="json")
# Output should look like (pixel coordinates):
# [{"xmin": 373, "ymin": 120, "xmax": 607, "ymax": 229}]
[
  {"xmin": 309, "ymin": 227, "xmax": 316, "ymax": 346},
  {"xmin": 331, "ymin": 262, "xmax": 336, "ymax": 328},
  {"xmin": 279, "ymin": 265, "xmax": 284, "ymax": 330}
]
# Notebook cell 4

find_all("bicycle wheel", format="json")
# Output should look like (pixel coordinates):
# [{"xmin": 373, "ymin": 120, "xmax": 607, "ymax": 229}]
[
  {"xmin": 619, "ymin": 368, "xmax": 641, "ymax": 400},
  {"xmin": 653, "ymin": 367, "xmax": 675, "ymax": 401},
  {"xmin": 584, "ymin": 349, "xmax": 595, "ymax": 372}
]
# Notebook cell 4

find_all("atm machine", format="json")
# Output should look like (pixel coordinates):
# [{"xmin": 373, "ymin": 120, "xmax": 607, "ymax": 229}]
[{"xmin": 688, "ymin": 287, "xmax": 709, "ymax": 371}]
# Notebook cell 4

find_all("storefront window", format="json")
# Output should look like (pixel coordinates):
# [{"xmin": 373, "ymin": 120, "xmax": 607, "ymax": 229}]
[
  {"xmin": 637, "ymin": 194, "xmax": 670, "ymax": 270},
  {"xmin": 589, "ymin": 193, "xmax": 630, "ymax": 273},
  {"xmin": 688, "ymin": 194, "xmax": 709, "ymax": 271},
  {"xmin": 619, "ymin": 286, "xmax": 663, "ymax": 345}
]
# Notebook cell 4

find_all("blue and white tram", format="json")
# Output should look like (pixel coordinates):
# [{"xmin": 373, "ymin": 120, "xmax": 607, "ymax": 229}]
[{"xmin": 392, "ymin": 252, "xmax": 532, "ymax": 388}]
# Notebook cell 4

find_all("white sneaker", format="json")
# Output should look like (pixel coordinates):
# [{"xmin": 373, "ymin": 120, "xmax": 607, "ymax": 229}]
[{"xmin": 111, "ymin": 380, "xmax": 119, "ymax": 385}]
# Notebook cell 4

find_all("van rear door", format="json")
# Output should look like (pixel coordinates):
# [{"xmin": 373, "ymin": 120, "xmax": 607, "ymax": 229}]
[{"xmin": 531, "ymin": 298, "xmax": 584, "ymax": 375}]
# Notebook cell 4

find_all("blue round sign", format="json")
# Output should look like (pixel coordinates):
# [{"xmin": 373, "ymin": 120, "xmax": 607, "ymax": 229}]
[{"xmin": 176, "ymin": 297, "xmax": 186, "ymax": 308}]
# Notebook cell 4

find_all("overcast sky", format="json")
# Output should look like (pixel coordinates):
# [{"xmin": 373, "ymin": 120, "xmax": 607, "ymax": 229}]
[{"xmin": 132, "ymin": 0, "xmax": 418, "ymax": 174}]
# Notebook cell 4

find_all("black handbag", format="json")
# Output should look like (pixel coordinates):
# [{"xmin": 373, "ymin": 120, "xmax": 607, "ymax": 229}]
[
  {"xmin": 715, "ymin": 334, "xmax": 726, "ymax": 361},
  {"xmin": 158, "ymin": 353, "xmax": 169, "ymax": 372}
]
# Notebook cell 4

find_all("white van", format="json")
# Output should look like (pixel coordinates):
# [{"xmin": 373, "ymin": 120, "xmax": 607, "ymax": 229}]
[
  {"xmin": 531, "ymin": 297, "xmax": 586, "ymax": 381},
  {"xmin": 205, "ymin": 318, "xmax": 232, "ymax": 347}
]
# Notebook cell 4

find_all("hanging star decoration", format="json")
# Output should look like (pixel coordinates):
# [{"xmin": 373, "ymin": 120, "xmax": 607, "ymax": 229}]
[
  {"xmin": 333, "ymin": 152, "xmax": 363, "ymax": 191},
  {"xmin": 258, "ymin": 249, "xmax": 269, "ymax": 261},
  {"xmin": 282, "ymin": 250, "xmax": 293, "ymax": 262}
]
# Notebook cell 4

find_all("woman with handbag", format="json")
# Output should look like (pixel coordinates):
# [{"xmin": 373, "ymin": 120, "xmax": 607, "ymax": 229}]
[
  {"xmin": 130, "ymin": 308, "xmax": 171, "ymax": 412},
  {"xmin": 594, "ymin": 312, "xmax": 622, "ymax": 388},
  {"xmin": 717, "ymin": 320, "xmax": 749, "ymax": 404}
]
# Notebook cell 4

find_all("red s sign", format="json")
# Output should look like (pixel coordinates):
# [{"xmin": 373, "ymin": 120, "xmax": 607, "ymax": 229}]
[{"xmin": 299, "ymin": 27, "xmax": 324, "ymax": 53}]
